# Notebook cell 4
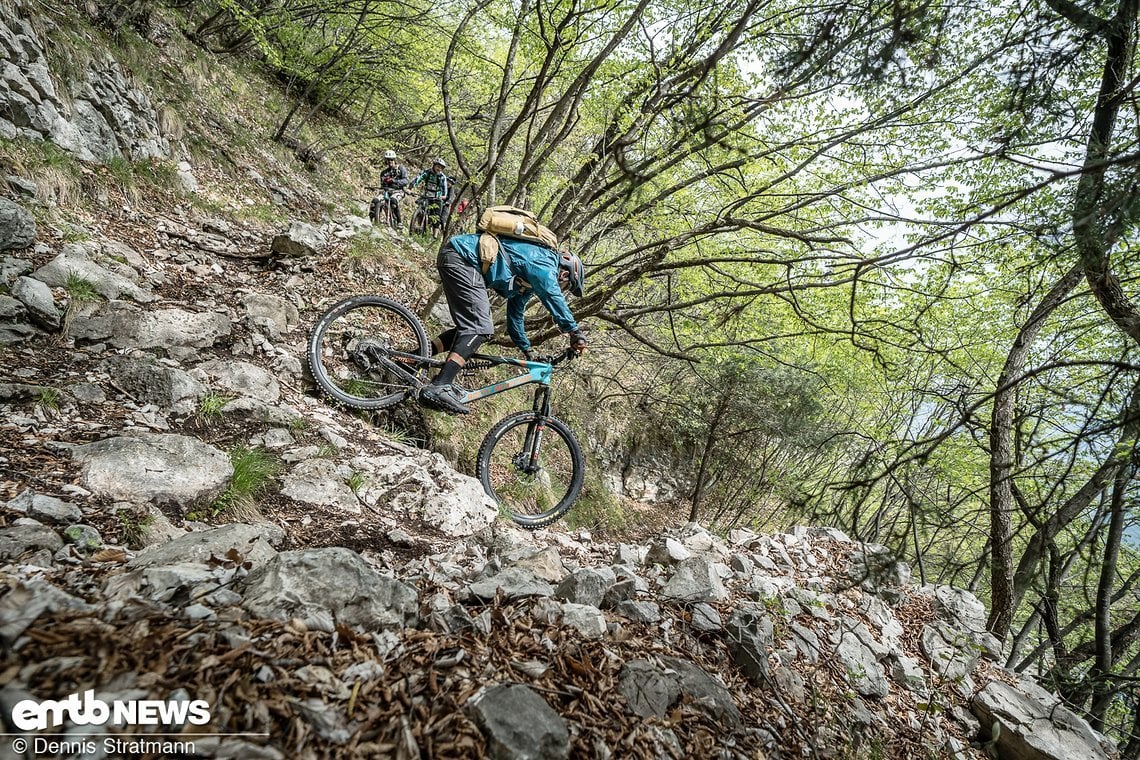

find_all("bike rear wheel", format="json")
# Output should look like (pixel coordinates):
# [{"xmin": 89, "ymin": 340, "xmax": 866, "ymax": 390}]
[
  {"xmin": 477, "ymin": 412, "xmax": 584, "ymax": 528},
  {"xmin": 307, "ymin": 296, "xmax": 429, "ymax": 409}
]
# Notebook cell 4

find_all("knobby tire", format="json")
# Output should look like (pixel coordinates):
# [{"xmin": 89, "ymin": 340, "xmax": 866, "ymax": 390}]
[
  {"xmin": 477, "ymin": 412, "xmax": 584, "ymax": 528},
  {"xmin": 307, "ymin": 296, "xmax": 429, "ymax": 409}
]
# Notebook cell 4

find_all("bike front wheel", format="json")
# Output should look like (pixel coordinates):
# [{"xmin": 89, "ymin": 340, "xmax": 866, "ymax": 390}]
[
  {"xmin": 477, "ymin": 412, "xmax": 584, "ymax": 529},
  {"xmin": 307, "ymin": 296, "xmax": 430, "ymax": 409},
  {"xmin": 410, "ymin": 207, "xmax": 427, "ymax": 235}
]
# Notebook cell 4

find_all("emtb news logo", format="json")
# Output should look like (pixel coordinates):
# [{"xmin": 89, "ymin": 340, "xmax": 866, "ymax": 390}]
[{"xmin": 11, "ymin": 690, "xmax": 211, "ymax": 730}]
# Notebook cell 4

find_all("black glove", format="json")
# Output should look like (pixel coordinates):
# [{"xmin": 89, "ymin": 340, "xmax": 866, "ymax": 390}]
[{"xmin": 569, "ymin": 330, "xmax": 588, "ymax": 355}]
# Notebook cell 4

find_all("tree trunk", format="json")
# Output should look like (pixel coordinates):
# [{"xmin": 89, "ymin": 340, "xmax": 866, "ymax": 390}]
[
  {"xmin": 688, "ymin": 391, "xmax": 731, "ymax": 523},
  {"xmin": 1089, "ymin": 464, "xmax": 1132, "ymax": 729},
  {"xmin": 987, "ymin": 264, "xmax": 1082, "ymax": 639}
]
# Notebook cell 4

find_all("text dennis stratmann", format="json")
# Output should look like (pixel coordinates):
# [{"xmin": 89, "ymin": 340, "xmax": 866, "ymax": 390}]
[{"xmin": 33, "ymin": 737, "xmax": 196, "ymax": 756}]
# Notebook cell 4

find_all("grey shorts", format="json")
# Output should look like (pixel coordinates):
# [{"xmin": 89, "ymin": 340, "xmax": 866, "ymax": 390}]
[{"xmin": 437, "ymin": 245, "xmax": 494, "ymax": 337}]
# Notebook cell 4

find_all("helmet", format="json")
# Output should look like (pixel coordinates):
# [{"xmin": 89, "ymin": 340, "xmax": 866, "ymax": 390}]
[
  {"xmin": 383, "ymin": 149, "xmax": 397, "ymax": 160},
  {"xmin": 432, "ymin": 157, "xmax": 446, "ymax": 169},
  {"xmin": 558, "ymin": 251, "xmax": 585, "ymax": 297}
]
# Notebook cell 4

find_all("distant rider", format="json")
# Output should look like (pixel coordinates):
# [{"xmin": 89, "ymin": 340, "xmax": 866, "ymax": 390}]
[
  {"xmin": 418, "ymin": 233, "xmax": 588, "ymax": 415},
  {"xmin": 370, "ymin": 149, "xmax": 408, "ymax": 226},
  {"xmin": 409, "ymin": 158, "xmax": 450, "ymax": 233}
]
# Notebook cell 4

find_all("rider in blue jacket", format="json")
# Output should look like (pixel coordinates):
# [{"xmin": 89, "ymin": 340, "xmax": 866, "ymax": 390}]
[{"xmin": 419, "ymin": 233, "xmax": 588, "ymax": 415}]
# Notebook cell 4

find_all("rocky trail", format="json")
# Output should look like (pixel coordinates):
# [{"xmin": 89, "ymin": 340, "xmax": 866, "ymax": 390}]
[{"xmin": 0, "ymin": 194, "xmax": 1119, "ymax": 759}]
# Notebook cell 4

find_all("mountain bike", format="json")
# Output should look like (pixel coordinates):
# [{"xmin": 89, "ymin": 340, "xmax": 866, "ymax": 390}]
[
  {"xmin": 410, "ymin": 195, "xmax": 443, "ymax": 238},
  {"xmin": 306, "ymin": 295, "xmax": 585, "ymax": 529},
  {"xmin": 368, "ymin": 187, "xmax": 403, "ymax": 228}
]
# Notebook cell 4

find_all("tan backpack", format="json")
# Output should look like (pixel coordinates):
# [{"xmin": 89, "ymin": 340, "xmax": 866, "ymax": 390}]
[{"xmin": 476, "ymin": 205, "xmax": 559, "ymax": 273}]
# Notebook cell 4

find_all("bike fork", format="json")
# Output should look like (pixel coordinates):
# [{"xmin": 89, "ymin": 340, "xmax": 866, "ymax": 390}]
[{"xmin": 522, "ymin": 386, "xmax": 553, "ymax": 472}]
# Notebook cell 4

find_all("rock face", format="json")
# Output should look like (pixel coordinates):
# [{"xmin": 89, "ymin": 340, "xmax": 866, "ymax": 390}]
[
  {"xmin": 0, "ymin": 1, "xmax": 168, "ymax": 160},
  {"xmin": 69, "ymin": 302, "xmax": 232, "ymax": 351},
  {"xmin": 0, "ymin": 198, "xmax": 35, "ymax": 250},
  {"xmin": 239, "ymin": 548, "xmax": 419, "ymax": 631}
]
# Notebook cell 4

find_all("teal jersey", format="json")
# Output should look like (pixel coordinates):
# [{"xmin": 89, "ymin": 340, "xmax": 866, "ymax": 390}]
[{"xmin": 447, "ymin": 234, "xmax": 578, "ymax": 352}]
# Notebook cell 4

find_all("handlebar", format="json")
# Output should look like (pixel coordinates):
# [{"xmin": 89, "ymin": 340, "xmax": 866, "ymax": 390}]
[{"xmin": 534, "ymin": 347, "xmax": 577, "ymax": 366}]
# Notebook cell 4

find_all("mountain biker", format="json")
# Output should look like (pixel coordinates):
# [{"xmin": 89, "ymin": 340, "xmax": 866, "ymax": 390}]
[
  {"xmin": 370, "ymin": 149, "xmax": 408, "ymax": 226},
  {"xmin": 409, "ymin": 158, "xmax": 450, "ymax": 233},
  {"xmin": 418, "ymin": 233, "xmax": 588, "ymax": 415}
]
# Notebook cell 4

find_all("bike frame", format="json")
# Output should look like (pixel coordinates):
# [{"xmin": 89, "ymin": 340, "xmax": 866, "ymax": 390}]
[
  {"xmin": 361, "ymin": 340, "xmax": 574, "ymax": 489},
  {"xmin": 376, "ymin": 349, "xmax": 561, "ymax": 415},
  {"xmin": 458, "ymin": 355, "xmax": 554, "ymax": 416}
]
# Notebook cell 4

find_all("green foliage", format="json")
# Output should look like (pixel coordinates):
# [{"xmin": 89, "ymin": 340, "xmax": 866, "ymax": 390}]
[
  {"xmin": 234, "ymin": 203, "xmax": 287, "ymax": 224},
  {"xmin": 379, "ymin": 425, "xmax": 415, "ymax": 445},
  {"xmin": 32, "ymin": 141, "xmax": 77, "ymax": 172},
  {"xmin": 347, "ymin": 470, "xmax": 367, "ymax": 493},
  {"xmin": 564, "ymin": 472, "xmax": 631, "ymax": 533},
  {"xmin": 104, "ymin": 155, "xmax": 135, "ymax": 187},
  {"xmin": 116, "ymin": 506, "xmax": 153, "ymax": 548},
  {"xmin": 345, "ymin": 235, "xmax": 381, "ymax": 262},
  {"xmin": 60, "ymin": 227, "xmax": 90, "ymax": 243}
]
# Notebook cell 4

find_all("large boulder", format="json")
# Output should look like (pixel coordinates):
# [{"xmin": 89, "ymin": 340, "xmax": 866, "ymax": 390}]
[
  {"xmin": 466, "ymin": 683, "xmax": 570, "ymax": 760},
  {"xmin": 661, "ymin": 557, "xmax": 728, "ymax": 602},
  {"xmin": 279, "ymin": 459, "xmax": 361, "ymax": 513},
  {"xmin": 618, "ymin": 657, "xmax": 740, "ymax": 728},
  {"xmin": 10, "ymin": 276, "xmax": 58, "ymax": 328},
  {"xmin": 0, "ymin": 525, "xmax": 63, "ymax": 560},
  {"xmin": 128, "ymin": 523, "xmax": 284, "ymax": 569},
  {"xmin": 196, "ymin": 359, "xmax": 280, "ymax": 403},
  {"xmin": 241, "ymin": 292, "xmax": 299, "ymax": 337},
  {"xmin": 102, "ymin": 354, "xmax": 207, "ymax": 412},
  {"xmin": 270, "ymin": 222, "xmax": 325, "ymax": 257},
  {"xmin": 353, "ymin": 452, "xmax": 497, "ymax": 537},
  {"xmin": 71, "ymin": 433, "xmax": 232, "ymax": 506},
  {"xmin": 33, "ymin": 243, "xmax": 154, "ymax": 303},
  {"xmin": 973, "ymin": 678, "xmax": 1113, "ymax": 760}
]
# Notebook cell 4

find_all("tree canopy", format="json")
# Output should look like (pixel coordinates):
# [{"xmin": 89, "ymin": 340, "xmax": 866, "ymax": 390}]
[{"xmin": 139, "ymin": 0, "xmax": 1140, "ymax": 750}]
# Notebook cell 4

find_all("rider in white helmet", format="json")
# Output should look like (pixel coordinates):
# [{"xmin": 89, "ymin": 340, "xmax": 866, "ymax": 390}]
[{"xmin": 369, "ymin": 149, "xmax": 408, "ymax": 226}]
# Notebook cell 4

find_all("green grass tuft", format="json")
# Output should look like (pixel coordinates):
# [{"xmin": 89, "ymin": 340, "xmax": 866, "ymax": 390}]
[
  {"xmin": 211, "ymin": 446, "xmax": 281, "ymax": 515},
  {"xmin": 35, "ymin": 387, "xmax": 62, "ymax": 411},
  {"xmin": 64, "ymin": 271, "xmax": 101, "ymax": 303},
  {"xmin": 196, "ymin": 391, "xmax": 234, "ymax": 424}
]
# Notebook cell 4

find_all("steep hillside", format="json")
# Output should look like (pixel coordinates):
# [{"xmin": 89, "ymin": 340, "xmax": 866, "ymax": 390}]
[{"xmin": 0, "ymin": 2, "xmax": 1123, "ymax": 760}]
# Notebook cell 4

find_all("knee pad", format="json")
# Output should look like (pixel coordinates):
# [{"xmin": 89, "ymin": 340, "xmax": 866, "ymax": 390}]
[{"xmin": 451, "ymin": 333, "xmax": 488, "ymax": 361}]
